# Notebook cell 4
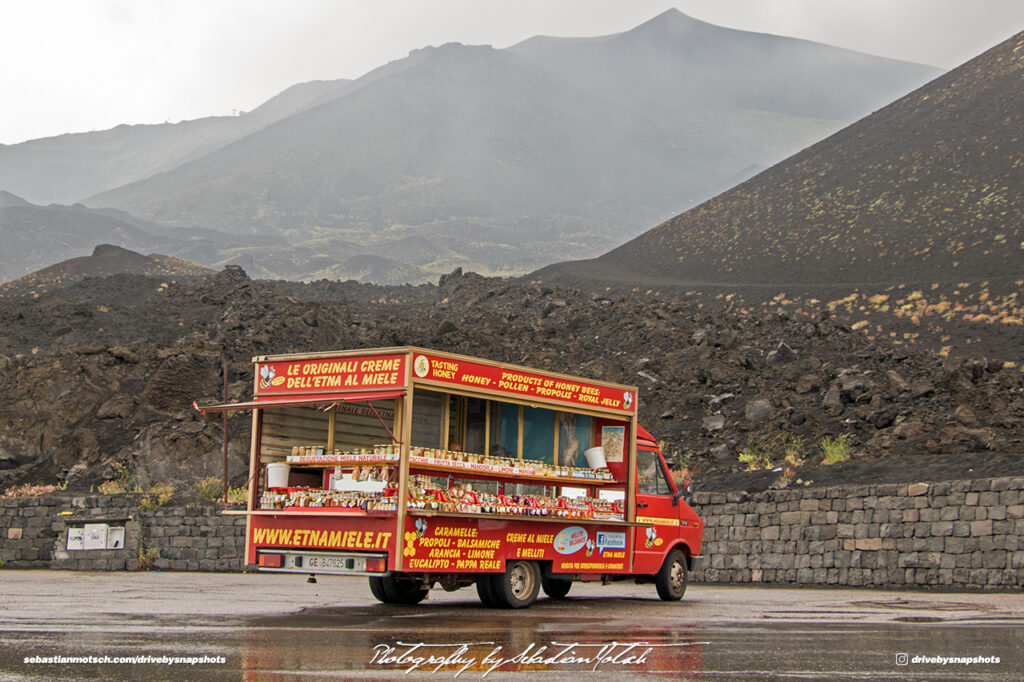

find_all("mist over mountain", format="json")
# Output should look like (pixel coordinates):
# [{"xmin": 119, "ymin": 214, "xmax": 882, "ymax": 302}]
[
  {"xmin": 0, "ymin": 194, "xmax": 430, "ymax": 286},
  {"xmin": 0, "ymin": 194, "xmax": 284, "ymax": 283},
  {"xmin": 0, "ymin": 78, "xmax": 352, "ymax": 206},
  {"xmin": 510, "ymin": 10, "xmax": 937, "ymax": 173},
  {"xmin": 531, "ymin": 28, "xmax": 1024, "ymax": 292},
  {"xmin": 2, "ymin": 10, "xmax": 940, "ymax": 283}
]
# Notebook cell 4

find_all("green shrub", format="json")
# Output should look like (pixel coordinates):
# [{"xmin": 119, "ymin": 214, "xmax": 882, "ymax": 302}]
[
  {"xmin": 98, "ymin": 480, "xmax": 127, "ymax": 495},
  {"xmin": 139, "ymin": 482, "xmax": 175, "ymax": 510},
  {"xmin": 195, "ymin": 476, "xmax": 225, "ymax": 501},
  {"xmin": 226, "ymin": 486, "xmax": 248, "ymax": 505},
  {"xmin": 783, "ymin": 435, "xmax": 806, "ymax": 467},
  {"xmin": 137, "ymin": 545, "xmax": 158, "ymax": 571},
  {"xmin": 820, "ymin": 434, "xmax": 855, "ymax": 465},
  {"xmin": 99, "ymin": 461, "xmax": 138, "ymax": 495},
  {"xmin": 738, "ymin": 438, "xmax": 773, "ymax": 471}
]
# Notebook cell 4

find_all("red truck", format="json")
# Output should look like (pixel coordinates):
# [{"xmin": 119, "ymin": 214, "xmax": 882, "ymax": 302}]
[{"xmin": 197, "ymin": 347, "xmax": 704, "ymax": 608}]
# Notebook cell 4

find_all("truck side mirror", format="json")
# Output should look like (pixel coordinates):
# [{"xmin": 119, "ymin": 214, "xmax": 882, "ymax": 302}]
[{"xmin": 672, "ymin": 481, "xmax": 692, "ymax": 506}]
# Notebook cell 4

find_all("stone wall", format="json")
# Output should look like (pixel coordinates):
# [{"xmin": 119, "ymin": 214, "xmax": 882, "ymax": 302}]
[
  {"xmin": 0, "ymin": 493, "xmax": 247, "ymax": 571},
  {"xmin": 5, "ymin": 480, "xmax": 1024, "ymax": 588},
  {"xmin": 689, "ymin": 477, "xmax": 1024, "ymax": 589}
]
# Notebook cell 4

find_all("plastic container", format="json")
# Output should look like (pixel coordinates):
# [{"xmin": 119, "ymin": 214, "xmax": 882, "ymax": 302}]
[
  {"xmin": 583, "ymin": 446, "xmax": 607, "ymax": 469},
  {"xmin": 266, "ymin": 462, "xmax": 291, "ymax": 489}
]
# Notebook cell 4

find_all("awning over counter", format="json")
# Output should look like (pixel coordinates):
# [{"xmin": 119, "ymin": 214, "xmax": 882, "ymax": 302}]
[{"xmin": 193, "ymin": 389, "xmax": 405, "ymax": 415}]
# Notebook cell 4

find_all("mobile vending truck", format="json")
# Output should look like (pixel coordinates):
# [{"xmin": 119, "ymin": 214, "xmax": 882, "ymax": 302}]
[{"xmin": 195, "ymin": 347, "xmax": 705, "ymax": 608}]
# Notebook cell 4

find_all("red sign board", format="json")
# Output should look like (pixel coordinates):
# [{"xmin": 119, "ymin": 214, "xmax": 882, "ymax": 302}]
[
  {"xmin": 402, "ymin": 516, "xmax": 632, "ymax": 573},
  {"xmin": 255, "ymin": 354, "xmax": 407, "ymax": 394},
  {"xmin": 412, "ymin": 353, "xmax": 636, "ymax": 415},
  {"xmin": 248, "ymin": 515, "xmax": 397, "ymax": 565}
]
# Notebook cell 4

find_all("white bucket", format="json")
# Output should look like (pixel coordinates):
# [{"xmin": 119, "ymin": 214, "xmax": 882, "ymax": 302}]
[
  {"xmin": 583, "ymin": 446, "xmax": 607, "ymax": 469},
  {"xmin": 266, "ymin": 462, "xmax": 290, "ymax": 489}
]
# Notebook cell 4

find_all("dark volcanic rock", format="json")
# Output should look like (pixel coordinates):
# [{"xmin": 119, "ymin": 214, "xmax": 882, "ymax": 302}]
[{"xmin": 0, "ymin": 260, "xmax": 1023, "ymax": 490}]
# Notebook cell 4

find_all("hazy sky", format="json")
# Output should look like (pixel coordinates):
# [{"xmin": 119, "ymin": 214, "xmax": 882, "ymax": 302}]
[{"xmin": 2, "ymin": 0, "xmax": 1022, "ymax": 145}]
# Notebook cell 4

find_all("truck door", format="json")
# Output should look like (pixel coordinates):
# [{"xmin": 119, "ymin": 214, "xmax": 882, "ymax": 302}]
[{"xmin": 631, "ymin": 446, "xmax": 683, "ymax": 574}]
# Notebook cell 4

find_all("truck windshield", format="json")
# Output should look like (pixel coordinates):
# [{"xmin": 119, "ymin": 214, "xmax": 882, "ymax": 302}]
[{"xmin": 637, "ymin": 448, "xmax": 672, "ymax": 495}]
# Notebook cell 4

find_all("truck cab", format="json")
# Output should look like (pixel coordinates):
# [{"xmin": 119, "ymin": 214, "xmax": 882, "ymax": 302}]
[{"xmin": 631, "ymin": 425, "xmax": 703, "ymax": 598}]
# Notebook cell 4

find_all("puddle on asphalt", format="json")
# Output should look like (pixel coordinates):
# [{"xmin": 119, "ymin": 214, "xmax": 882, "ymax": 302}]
[
  {"xmin": 1, "ymin": 605, "xmax": 1021, "ymax": 680},
  {"xmin": 893, "ymin": 616, "xmax": 947, "ymax": 623},
  {"xmin": 851, "ymin": 598, "xmax": 997, "ymax": 612}
]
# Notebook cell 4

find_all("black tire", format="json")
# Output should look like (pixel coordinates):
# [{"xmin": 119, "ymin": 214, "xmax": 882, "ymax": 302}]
[
  {"xmin": 488, "ymin": 560, "xmax": 541, "ymax": 609},
  {"xmin": 541, "ymin": 576, "xmax": 572, "ymax": 599},
  {"xmin": 655, "ymin": 549, "xmax": 688, "ymax": 601},
  {"xmin": 369, "ymin": 575, "xmax": 429, "ymax": 605},
  {"xmin": 476, "ymin": 575, "xmax": 497, "ymax": 607},
  {"xmin": 368, "ymin": 576, "xmax": 390, "ymax": 603}
]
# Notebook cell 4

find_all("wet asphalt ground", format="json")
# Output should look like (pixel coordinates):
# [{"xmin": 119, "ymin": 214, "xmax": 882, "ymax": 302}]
[{"xmin": 0, "ymin": 570, "xmax": 1021, "ymax": 680}]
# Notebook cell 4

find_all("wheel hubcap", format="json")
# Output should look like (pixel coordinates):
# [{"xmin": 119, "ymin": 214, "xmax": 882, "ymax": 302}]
[
  {"xmin": 670, "ymin": 561, "xmax": 684, "ymax": 591},
  {"xmin": 510, "ymin": 563, "xmax": 535, "ymax": 598}
]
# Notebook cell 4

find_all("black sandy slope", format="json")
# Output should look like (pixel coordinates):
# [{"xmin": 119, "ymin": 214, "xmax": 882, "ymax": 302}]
[{"xmin": 531, "ymin": 30, "xmax": 1024, "ymax": 292}]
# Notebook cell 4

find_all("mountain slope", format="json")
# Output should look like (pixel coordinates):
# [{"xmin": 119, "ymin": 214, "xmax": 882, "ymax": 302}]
[
  {"xmin": 531, "ymin": 29, "xmax": 1024, "ymax": 290},
  {"xmin": 79, "ymin": 12, "xmax": 941, "ymax": 280},
  {"xmin": 86, "ymin": 43, "xmax": 687, "ymax": 260},
  {"xmin": 0, "ymin": 78, "xmax": 352, "ymax": 206},
  {"xmin": 0, "ymin": 194, "xmax": 287, "ymax": 283},
  {"xmin": 512, "ymin": 10, "xmax": 937, "ymax": 121},
  {"xmin": 510, "ymin": 9, "xmax": 939, "ymax": 169},
  {"xmin": 0, "ymin": 198, "xmax": 162, "ymax": 282},
  {"xmin": 0, "ymin": 244, "xmax": 213, "ymax": 297}
]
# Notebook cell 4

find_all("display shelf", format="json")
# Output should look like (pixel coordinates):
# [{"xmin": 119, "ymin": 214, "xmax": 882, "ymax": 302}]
[
  {"xmin": 224, "ymin": 509, "xmax": 396, "ymax": 516},
  {"xmin": 285, "ymin": 455, "xmax": 399, "ymax": 467},
  {"xmin": 406, "ymin": 508, "xmax": 646, "ymax": 527},
  {"xmin": 282, "ymin": 454, "xmax": 620, "ymax": 487},
  {"xmin": 407, "ymin": 458, "xmax": 620, "ymax": 487}
]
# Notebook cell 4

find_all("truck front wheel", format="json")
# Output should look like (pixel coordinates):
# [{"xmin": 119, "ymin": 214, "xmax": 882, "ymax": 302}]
[
  {"xmin": 488, "ymin": 560, "xmax": 540, "ymax": 609},
  {"xmin": 369, "ymin": 575, "xmax": 429, "ymax": 605},
  {"xmin": 654, "ymin": 549, "xmax": 688, "ymax": 601}
]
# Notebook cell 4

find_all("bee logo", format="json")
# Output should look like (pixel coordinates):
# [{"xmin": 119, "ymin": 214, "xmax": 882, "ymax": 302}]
[
  {"xmin": 645, "ymin": 526, "xmax": 657, "ymax": 549},
  {"xmin": 585, "ymin": 539, "xmax": 595, "ymax": 557},
  {"xmin": 623, "ymin": 391, "xmax": 634, "ymax": 410},
  {"xmin": 415, "ymin": 518, "xmax": 428, "ymax": 538},
  {"xmin": 413, "ymin": 355, "xmax": 430, "ymax": 378},
  {"xmin": 259, "ymin": 365, "xmax": 276, "ymax": 389}
]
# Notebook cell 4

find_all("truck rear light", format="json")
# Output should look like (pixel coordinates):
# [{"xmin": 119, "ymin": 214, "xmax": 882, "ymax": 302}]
[
  {"xmin": 259, "ymin": 553, "xmax": 284, "ymax": 568},
  {"xmin": 365, "ymin": 557, "xmax": 387, "ymax": 573}
]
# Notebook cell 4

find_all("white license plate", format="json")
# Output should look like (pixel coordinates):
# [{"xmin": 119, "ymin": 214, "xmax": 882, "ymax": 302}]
[{"xmin": 306, "ymin": 555, "xmax": 360, "ymax": 570}]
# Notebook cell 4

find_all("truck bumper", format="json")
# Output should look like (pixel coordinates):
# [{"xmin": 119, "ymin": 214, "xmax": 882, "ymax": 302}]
[
  {"xmin": 688, "ymin": 555, "xmax": 706, "ymax": 573},
  {"xmin": 256, "ymin": 549, "xmax": 388, "ymax": 576}
]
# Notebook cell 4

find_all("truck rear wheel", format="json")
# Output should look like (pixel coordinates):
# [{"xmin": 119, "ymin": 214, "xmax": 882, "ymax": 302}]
[
  {"xmin": 369, "ymin": 575, "xmax": 429, "ymax": 605},
  {"xmin": 541, "ymin": 577, "xmax": 572, "ymax": 599},
  {"xmin": 655, "ymin": 549, "xmax": 688, "ymax": 601},
  {"xmin": 476, "ymin": 575, "xmax": 497, "ymax": 607},
  {"xmin": 488, "ymin": 560, "xmax": 540, "ymax": 609}
]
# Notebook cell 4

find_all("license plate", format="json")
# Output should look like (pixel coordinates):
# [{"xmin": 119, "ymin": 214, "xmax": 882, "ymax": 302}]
[{"xmin": 306, "ymin": 555, "xmax": 359, "ymax": 570}]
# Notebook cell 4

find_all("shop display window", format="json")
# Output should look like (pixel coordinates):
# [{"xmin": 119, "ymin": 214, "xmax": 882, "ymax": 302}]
[
  {"xmin": 411, "ymin": 390, "xmax": 445, "ymax": 447},
  {"xmin": 522, "ymin": 406, "xmax": 555, "ymax": 464},
  {"xmin": 490, "ymin": 402, "xmax": 519, "ymax": 457},
  {"xmin": 558, "ymin": 412, "xmax": 593, "ymax": 468}
]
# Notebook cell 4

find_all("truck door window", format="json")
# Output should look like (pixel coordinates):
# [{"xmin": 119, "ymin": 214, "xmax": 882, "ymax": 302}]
[{"xmin": 637, "ymin": 448, "xmax": 671, "ymax": 495}]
